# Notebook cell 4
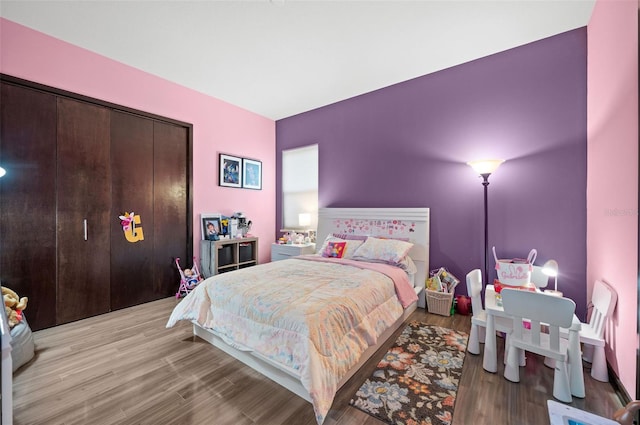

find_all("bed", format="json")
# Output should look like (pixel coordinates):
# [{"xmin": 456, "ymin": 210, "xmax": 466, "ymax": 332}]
[{"xmin": 166, "ymin": 207, "xmax": 429, "ymax": 424}]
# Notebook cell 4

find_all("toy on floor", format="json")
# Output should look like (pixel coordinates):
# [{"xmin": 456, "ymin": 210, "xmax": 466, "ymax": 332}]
[
  {"xmin": 2, "ymin": 286, "xmax": 28, "ymax": 328},
  {"xmin": 175, "ymin": 257, "xmax": 203, "ymax": 298}
]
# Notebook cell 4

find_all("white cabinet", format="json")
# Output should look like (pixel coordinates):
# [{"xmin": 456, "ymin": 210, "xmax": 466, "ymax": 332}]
[{"xmin": 270, "ymin": 243, "xmax": 316, "ymax": 262}]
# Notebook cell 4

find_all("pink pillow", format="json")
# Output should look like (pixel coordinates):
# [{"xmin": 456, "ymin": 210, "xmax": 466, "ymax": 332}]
[{"xmin": 322, "ymin": 241, "xmax": 347, "ymax": 258}]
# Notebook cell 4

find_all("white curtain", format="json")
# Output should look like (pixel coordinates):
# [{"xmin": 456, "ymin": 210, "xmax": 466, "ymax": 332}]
[{"xmin": 282, "ymin": 144, "xmax": 318, "ymax": 230}]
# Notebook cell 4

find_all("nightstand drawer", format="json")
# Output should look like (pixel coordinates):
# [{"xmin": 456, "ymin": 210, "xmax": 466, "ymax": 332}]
[{"xmin": 271, "ymin": 243, "xmax": 316, "ymax": 262}]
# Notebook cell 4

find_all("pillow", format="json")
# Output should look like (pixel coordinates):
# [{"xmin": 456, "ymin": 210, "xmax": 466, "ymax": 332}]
[
  {"xmin": 317, "ymin": 235, "xmax": 364, "ymax": 259},
  {"xmin": 351, "ymin": 236, "xmax": 413, "ymax": 265},
  {"xmin": 332, "ymin": 233, "xmax": 368, "ymax": 241},
  {"xmin": 398, "ymin": 255, "xmax": 418, "ymax": 274},
  {"xmin": 322, "ymin": 241, "xmax": 347, "ymax": 258}
]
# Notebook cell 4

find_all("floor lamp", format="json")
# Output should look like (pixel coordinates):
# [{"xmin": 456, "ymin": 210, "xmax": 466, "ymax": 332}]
[{"xmin": 468, "ymin": 159, "xmax": 505, "ymax": 285}]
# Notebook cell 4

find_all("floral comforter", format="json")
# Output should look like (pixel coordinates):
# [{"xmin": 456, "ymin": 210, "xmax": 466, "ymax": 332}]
[{"xmin": 166, "ymin": 255, "xmax": 417, "ymax": 424}]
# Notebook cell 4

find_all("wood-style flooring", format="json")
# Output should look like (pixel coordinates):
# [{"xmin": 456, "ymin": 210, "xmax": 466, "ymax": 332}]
[{"xmin": 11, "ymin": 297, "xmax": 624, "ymax": 425}]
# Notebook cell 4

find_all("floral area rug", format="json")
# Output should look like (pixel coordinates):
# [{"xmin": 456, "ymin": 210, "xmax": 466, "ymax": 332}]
[{"xmin": 349, "ymin": 322, "xmax": 468, "ymax": 425}]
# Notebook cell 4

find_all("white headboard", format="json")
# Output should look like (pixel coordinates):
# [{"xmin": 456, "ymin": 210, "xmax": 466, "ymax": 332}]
[{"xmin": 317, "ymin": 207, "xmax": 430, "ymax": 308}]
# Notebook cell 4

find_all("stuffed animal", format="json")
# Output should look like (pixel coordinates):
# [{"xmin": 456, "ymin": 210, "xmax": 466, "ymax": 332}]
[{"xmin": 2, "ymin": 286, "xmax": 28, "ymax": 328}]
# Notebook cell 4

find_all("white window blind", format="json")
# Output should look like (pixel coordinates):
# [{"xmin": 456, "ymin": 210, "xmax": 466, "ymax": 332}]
[{"xmin": 282, "ymin": 144, "xmax": 318, "ymax": 230}]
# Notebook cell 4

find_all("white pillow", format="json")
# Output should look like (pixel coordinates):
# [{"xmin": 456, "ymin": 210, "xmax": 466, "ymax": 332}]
[{"xmin": 351, "ymin": 236, "xmax": 413, "ymax": 265}]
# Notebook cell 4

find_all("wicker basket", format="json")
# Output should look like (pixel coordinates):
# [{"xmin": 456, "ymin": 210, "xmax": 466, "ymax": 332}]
[{"xmin": 426, "ymin": 289, "xmax": 454, "ymax": 316}]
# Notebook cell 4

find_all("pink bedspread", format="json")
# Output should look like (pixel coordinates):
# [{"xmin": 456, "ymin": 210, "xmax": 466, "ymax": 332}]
[
  {"xmin": 167, "ymin": 256, "xmax": 417, "ymax": 424},
  {"xmin": 295, "ymin": 255, "xmax": 418, "ymax": 308}
]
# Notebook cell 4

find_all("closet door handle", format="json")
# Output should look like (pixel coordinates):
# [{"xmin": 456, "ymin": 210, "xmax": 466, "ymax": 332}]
[{"xmin": 83, "ymin": 219, "xmax": 88, "ymax": 241}]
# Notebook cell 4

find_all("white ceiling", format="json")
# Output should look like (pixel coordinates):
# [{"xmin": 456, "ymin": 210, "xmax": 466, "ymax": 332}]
[{"xmin": 1, "ymin": 0, "xmax": 595, "ymax": 120}]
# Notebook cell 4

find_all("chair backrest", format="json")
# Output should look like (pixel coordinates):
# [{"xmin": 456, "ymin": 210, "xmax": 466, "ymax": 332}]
[
  {"xmin": 588, "ymin": 279, "xmax": 618, "ymax": 339},
  {"xmin": 465, "ymin": 269, "xmax": 484, "ymax": 317},
  {"xmin": 502, "ymin": 289, "xmax": 576, "ymax": 354},
  {"xmin": 530, "ymin": 265, "xmax": 549, "ymax": 288},
  {"xmin": 502, "ymin": 289, "xmax": 575, "ymax": 328}
]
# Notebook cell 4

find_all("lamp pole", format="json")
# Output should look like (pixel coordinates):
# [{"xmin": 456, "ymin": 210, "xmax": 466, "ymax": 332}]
[
  {"xmin": 467, "ymin": 159, "xmax": 504, "ymax": 286},
  {"xmin": 481, "ymin": 173, "xmax": 490, "ymax": 286}
]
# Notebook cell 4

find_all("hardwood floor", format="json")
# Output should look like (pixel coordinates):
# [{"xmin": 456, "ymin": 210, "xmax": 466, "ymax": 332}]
[{"xmin": 12, "ymin": 297, "xmax": 624, "ymax": 425}]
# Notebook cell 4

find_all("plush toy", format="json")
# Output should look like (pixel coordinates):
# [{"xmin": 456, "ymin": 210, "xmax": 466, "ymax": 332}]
[{"xmin": 2, "ymin": 286, "xmax": 28, "ymax": 328}]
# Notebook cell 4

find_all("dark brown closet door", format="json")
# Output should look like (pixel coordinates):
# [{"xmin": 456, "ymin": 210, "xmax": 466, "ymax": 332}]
[
  {"xmin": 56, "ymin": 97, "xmax": 111, "ymax": 324},
  {"xmin": 153, "ymin": 121, "xmax": 188, "ymax": 298},
  {"xmin": 110, "ymin": 111, "xmax": 154, "ymax": 310},
  {"xmin": 0, "ymin": 83, "xmax": 57, "ymax": 331}
]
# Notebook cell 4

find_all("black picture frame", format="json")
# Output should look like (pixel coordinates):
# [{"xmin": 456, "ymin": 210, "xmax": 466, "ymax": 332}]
[
  {"xmin": 201, "ymin": 215, "xmax": 222, "ymax": 241},
  {"xmin": 219, "ymin": 154, "xmax": 242, "ymax": 188},
  {"xmin": 242, "ymin": 158, "xmax": 262, "ymax": 190}
]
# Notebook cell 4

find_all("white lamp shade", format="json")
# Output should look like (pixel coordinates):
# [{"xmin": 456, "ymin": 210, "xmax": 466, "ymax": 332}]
[
  {"xmin": 467, "ymin": 159, "xmax": 505, "ymax": 175},
  {"xmin": 542, "ymin": 259, "xmax": 561, "ymax": 295},
  {"xmin": 298, "ymin": 213, "xmax": 311, "ymax": 227},
  {"xmin": 0, "ymin": 167, "xmax": 5, "ymax": 178},
  {"xmin": 542, "ymin": 259, "xmax": 559, "ymax": 277}
]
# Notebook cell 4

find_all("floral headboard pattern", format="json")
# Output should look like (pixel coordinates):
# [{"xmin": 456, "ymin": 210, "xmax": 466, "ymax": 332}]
[
  {"xmin": 328, "ymin": 219, "xmax": 416, "ymax": 239},
  {"xmin": 317, "ymin": 208, "xmax": 430, "ymax": 309}
]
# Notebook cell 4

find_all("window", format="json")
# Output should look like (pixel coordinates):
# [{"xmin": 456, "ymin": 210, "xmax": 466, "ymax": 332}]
[{"xmin": 282, "ymin": 144, "xmax": 318, "ymax": 230}]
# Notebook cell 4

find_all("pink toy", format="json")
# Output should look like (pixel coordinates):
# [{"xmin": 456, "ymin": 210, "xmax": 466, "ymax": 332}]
[{"xmin": 175, "ymin": 257, "xmax": 203, "ymax": 298}]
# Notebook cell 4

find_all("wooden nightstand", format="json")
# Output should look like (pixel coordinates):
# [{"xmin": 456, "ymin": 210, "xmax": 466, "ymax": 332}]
[{"xmin": 270, "ymin": 243, "xmax": 316, "ymax": 262}]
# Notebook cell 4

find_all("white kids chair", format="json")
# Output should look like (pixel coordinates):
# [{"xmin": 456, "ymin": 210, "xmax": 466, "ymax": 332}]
[
  {"xmin": 530, "ymin": 265, "xmax": 549, "ymax": 289},
  {"xmin": 501, "ymin": 288, "xmax": 577, "ymax": 403},
  {"xmin": 578, "ymin": 279, "xmax": 617, "ymax": 382},
  {"xmin": 544, "ymin": 279, "xmax": 618, "ymax": 382},
  {"xmin": 466, "ymin": 269, "xmax": 512, "ymax": 355}
]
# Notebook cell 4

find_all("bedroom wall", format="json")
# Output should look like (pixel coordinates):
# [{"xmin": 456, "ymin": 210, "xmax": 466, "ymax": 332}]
[
  {"xmin": 586, "ymin": 0, "xmax": 638, "ymax": 400},
  {"xmin": 0, "ymin": 18, "xmax": 276, "ymax": 265},
  {"xmin": 276, "ymin": 28, "xmax": 589, "ymax": 319}
]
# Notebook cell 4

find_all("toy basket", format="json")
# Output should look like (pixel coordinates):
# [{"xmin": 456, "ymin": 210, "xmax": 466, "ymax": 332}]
[
  {"xmin": 426, "ymin": 289, "xmax": 454, "ymax": 317},
  {"xmin": 493, "ymin": 246, "xmax": 537, "ymax": 287}
]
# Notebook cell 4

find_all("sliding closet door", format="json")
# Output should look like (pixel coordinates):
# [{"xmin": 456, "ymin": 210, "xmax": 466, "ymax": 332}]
[
  {"xmin": 56, "ymin": 97, "xmax": 111, "ymax": 324},
  {"xmin": 110, "ymin": 111, "xmax": 155, "ymax": 310},
  {"xmin": 0, "ymin": 83, "xmax": 57, "ymax": 330},
  {"xmin": 153, "ymin": 121, "xmax": 189, "ymax": 297}
]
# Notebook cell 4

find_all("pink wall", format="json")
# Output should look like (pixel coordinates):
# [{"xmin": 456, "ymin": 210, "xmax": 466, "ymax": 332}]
[
  {"xmin": 587, "ymin": 0, "xmax": 638, "ymax": 399},
  {"xmin": 0, "ymin": 18, "xmax": 276, "ymax": 264}
]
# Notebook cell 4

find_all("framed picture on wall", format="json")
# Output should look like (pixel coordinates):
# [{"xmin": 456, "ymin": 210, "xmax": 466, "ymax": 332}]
[
  {"xmin": 219, "ymin": 154, "xmax": 242, "ymax": 188},
  {"xmin": 242, "ymin": 158, "xmax": 262, "ymax": 190},
  {"xmin": 201, "ymin": 213, "xmax": 222, "ymax": 241}
]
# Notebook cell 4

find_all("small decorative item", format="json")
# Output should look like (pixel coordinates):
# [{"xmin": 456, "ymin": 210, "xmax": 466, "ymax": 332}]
[
  {"xmin": 201, "ymin": 213, "xmax": 222, "ymax": 240},
  {"xmin": 242, "ymin": 158, "xmax": 262, "ymax": 190},
  {"xmin": 119, "ymin": 211, "xmax": 144, "ymax": 243},
  {"xmin": 219, "ymin": 154, "xmax": 242, "ymax": 188},
  {"xmin": 220, "ymin": 216, "xmax": 229, "ymax": 236}
]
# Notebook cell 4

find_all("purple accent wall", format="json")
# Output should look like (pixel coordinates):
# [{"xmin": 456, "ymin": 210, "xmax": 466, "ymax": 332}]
[{"xmin": 276, "ymin": 29, "xmax": 588, "ymax": 319}]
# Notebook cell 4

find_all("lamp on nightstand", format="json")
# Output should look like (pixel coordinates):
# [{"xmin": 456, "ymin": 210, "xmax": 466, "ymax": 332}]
[
  {"xmin": 467, "ymin": 159, "xmax": 505, "ymax": 286},
  {"xmin": 298, "ymin": 213, "xmax": 311, "ymax": 228},
  {"xmin": 542, "ymin": 259, "xmax": 562, "ymax": 297},
  {"xmin": 298, "ymin": 213, "xmax": 316, "ymax": 243}
]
